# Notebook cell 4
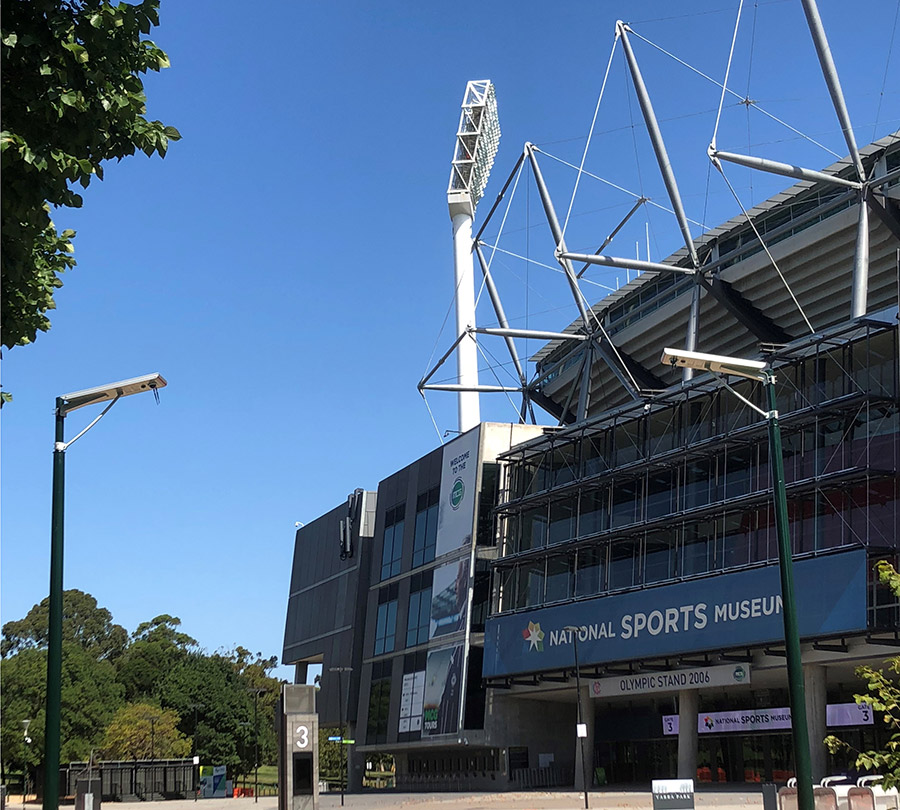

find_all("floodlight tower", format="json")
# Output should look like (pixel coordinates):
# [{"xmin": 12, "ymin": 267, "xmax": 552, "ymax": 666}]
[{"xmin": 447, "ymin": 80, "xmax": 500, "ymax": 433}]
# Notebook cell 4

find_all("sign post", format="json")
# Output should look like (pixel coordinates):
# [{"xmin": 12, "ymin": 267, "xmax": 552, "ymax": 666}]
[{"xmin": 652, "ymin": 779, "xmax": 695, "ymax": 810}]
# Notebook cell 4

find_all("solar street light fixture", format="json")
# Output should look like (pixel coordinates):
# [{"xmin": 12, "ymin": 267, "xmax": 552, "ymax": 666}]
[
  {"xmin": 44, "ymin": 372, "xmax": 167, "ymax": 810},
  {"xmin": 447, "ymin": 80, "xmax": 501, "ymax": 433},
  {"xmin": 660, "ymin": 348, "xmax": 813, "ymax": 810}
]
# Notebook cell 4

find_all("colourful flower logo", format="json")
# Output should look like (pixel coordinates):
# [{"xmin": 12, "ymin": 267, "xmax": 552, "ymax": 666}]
[
  {"xmin": 522, "ymin": 621, "xmax": 545, "ymax": 652},
  {"xmin": 704, "ymin": 716, "xmax": 715, "ymax": 730}
]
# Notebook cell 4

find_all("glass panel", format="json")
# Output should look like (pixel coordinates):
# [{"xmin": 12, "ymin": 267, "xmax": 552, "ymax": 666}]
[
  {"xmin": 643, "ymin": 530, "xmax": 675, "ymax": 584},
  {"xmin": 683, "ymin": 520, "xmax": 715, "ymax": 576},
  {"xmin": 611, "ymin": 479, "xmax": 641, "ymax": 528},
  {"xmin": 583, "ymin": 431, "xmax": 611, "ymax": 476},
  {"xmin": 579, "ymin": 488, "xmax": 608, "ymax": 536},
  {"xmin": 545, "ymin": 555, "xmax": 573, "ymax": 602},
  {"xmin": 615, "ymin": 420, "xmax": 643, "ymax": 466},
  {"xmin": 683, "ymin": 458, "xmax": 714, "ymax": 510},
  {"xmin": 645, "ymin": 470, "xmax": 675, "ymax": 520},
  {"xmin": 519, "ymin": 506, "xmax": 547, "ymax": 551},
  {"xmin": 723, "ymin": 446, "xmax": 753, "ymax": 500},
  {"xmin": 548, "ymin": 497, "xmax": 577, "ymax": 545},
  {"xmin": 647, "ymin": 407, "xmax": 679, "ymax": 456},
  {"xmin": 575, "ymin": 546, "xmax": 604, "ymax": 596},
  {"xmin": 608, "ymin": 538, "xmax": 639, "ymax": 590},
  {"xmin": 515, "ymin": 561, "xmax": 545, "ymax": 608},
  {"xmin": 722, "ymin": 512, "xmax": 752, "ymax": 568},
  {"xmin": 550, "ymin": 444, "xmax": 578, "ymax": 487}
]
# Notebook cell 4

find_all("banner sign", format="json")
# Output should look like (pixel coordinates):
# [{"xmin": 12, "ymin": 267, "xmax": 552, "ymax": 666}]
[
  {"xmin": 591, "ymin": 663, "xmax": 750, "ymax": 698},
  {"xmin": 483, "ymin": 550, "xmax": 867, "ymax": 678},
  {"xmin": 434, "ymin": 429, "xmax": 479, "ymax": 559},
  {"xmin": 398, "ymin": 670, "xmax": 425, "ymax": 733},
  {"xmin": 422, "ymin": 644, "xmax": 463, "ymax": 737},
  {"xmin": 662, "ymin": 701, "xmax": 874, "ymax": 735},
  {"xmin": 430, "ymin": 558, "xmax": 469, "ymax": 639}
]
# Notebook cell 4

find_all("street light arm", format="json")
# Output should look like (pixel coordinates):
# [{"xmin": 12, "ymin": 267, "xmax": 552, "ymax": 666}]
[{"xmin": 58, "ymin": 395, "xmax": 121, "ymax": 451}]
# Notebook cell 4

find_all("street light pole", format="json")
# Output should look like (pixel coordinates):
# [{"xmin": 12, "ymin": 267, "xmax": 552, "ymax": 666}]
[
  {"xmin": 765, "ymin": 373, "xmax": 814, "ymax": 810},
  {"xmin": 42, "ymin": 374, "xmax": 166, "ymax": 810},
  {"xmin": 22, "ymin": 719, "xmax": 31, "ymax": 810},
  {"xmin": 328, "ymin": 666, "xmax": 353, "ymax": 807},
  {"xmin": 660, "ymin": 349, "xmax": 813, "ymax": 810},
  {"xmin": 564, "ymin": 626, "xmax": 589, "ymax": 810},
  {"xmin": 252, "ymin": 689, "xmax": 263, "ymax": 804}
]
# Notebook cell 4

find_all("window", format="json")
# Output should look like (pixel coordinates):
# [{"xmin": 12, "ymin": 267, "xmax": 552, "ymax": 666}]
[
  {"xmin": 406, "ymin": 572, "xmax": 433, "ymax": 647},
  {"xmin": 374, "ymin": 584, "xmax": 399, "ymax": 655},
  {"xmin": 412, "ymin": 489, "xmax": 439, "ymax": 567},
  {"xmin": 381, "ymin": 504, "xmax": 405, "ymax": 580},
  {"xmin": 579, "ymin": 488, "xmax": 608, "ymax": 536},
  {"xmin": 643, "ymin": 530, "xmax": 675, "ymax": 584},
  {"xmin": 367, "ymin": 661, "xmax": 392, "ymax": 744},
  {"xmin": 548, "ymin": 497, "xmax": 576, "ymax": 545},
  {"xmin": 545, "ymin": 554, "xmax": 573, "ymax": 602},
  {"xmin": 575, "ymin": 546, "xmax": 604, "ymax": 596}
]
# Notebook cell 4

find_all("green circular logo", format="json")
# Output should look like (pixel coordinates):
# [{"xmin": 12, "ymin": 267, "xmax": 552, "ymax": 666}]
[{"xmin": 450, "ymin": 478, "xmax": 465, "ymax": 510}]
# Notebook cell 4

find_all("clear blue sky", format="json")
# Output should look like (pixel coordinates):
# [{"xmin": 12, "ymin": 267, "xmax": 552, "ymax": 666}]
[{"xmin": 3, "ymin": 0, "xmax": 897, "ymax": 680}]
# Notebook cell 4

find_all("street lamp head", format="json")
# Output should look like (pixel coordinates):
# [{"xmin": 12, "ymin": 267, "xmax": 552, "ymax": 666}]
[
  {"xmin": 660, "ymin": 348, "xmax": 767, "ymax": 382},
  {"xmin": 60, "ymin": 373, "xmax": 167, "ymax": 414}
]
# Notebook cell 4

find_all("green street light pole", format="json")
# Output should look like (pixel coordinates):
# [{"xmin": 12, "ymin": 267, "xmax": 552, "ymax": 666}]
[
  {"xmin": 660, "ymin": 349, "xmax": 813, "ymax": 810},
  {"xmin": 765, "ymin": 373, "xmax": 814, "ymax": 810},
  {"xmin": 43, "ymin": 374, "xmax": 166, "ymax": 810}
]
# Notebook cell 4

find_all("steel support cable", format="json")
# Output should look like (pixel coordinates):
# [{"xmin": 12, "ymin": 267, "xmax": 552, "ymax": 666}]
[
  {"xmin": 562, "ymin": 31, "xmax": 621, "ymax": 239},
  {"xmin": 628, "ymin": 29, "xmax": 842, "ymax": 159},
  {"xmin": 710, "ymin": 0, "xmax": 744, "ymax": 152},
  {"xmin": 474, "ymin": 339, "xmax": 527, "ymax": 422},
  {"xmin": 537, "ymin": 148, "xmax": 707, "ymax": 228},
  {"xmin": 873, "ymin": 0, "xmax": 900, "ymax": 141},
  {"xmin": 420, "ymin": 390, "xmax": 446, "ymax": 445},
  {"xmin": 711, "ymin": 162, "xmax": 816, "ymax": 334},
  {"xmin": 745, "ymin": 1, "xmax": 760, "ymax": 205}
]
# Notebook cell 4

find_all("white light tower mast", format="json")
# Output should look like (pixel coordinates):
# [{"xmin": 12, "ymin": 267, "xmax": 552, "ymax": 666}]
[{"xmin": 447, "ymin": 80, "xmax": 500, "ymax": 433}]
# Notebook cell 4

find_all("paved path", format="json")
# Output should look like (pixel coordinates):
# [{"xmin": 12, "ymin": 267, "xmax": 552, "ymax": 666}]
[{"xmin": 67, "ymin": 791, "xmax": 765, "ymax": 810}]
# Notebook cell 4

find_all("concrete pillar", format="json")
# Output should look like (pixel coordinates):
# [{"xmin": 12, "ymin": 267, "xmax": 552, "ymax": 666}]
[
  {"xmin": 677, "ymin": 689, "xmax": 699, "ymax": 780},
  {"xmin": 804, "ymin": 663, "xmax": 828, "ymax": 783},
  {"xmin": 574, "ymin": 685, "xmax": 596, "ymax": 792}
]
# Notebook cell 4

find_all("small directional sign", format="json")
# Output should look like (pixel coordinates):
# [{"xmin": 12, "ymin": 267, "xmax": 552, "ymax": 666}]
[
  {"xmin": 341, "ymin": 740, "xmax": 355, "ymax": 745},
  {"xmin": 327, "ymin": 736, "xmax": 341, "ymax": 742}
]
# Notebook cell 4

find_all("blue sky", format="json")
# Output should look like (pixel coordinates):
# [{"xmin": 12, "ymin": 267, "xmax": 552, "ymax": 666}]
[{"xmin": 3, "ymin": 0, "xmax": 898, "ymax": 680}]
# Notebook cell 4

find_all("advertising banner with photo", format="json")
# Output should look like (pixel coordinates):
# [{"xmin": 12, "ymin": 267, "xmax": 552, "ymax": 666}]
[
  {"xmin": 422, "ymin": 644, "xmax": 464, "ymax": 737},
  {"xmin": 398, "ymin": 670, "xmax": 425, "ymax": 733},
  {"xmin": 483, "ymin": 549, "xmax": 867, "ymax": 678},
  {"xmin": 434, "ymin": 428, "xmax": 480, "ymax": 559},
  {"xmin": 430, "ymin": 557, "xmax": 470, "ymax": 639},
  {"xmin": 662, "ymin": 701, "xmax": 874, "ymax": 735}
]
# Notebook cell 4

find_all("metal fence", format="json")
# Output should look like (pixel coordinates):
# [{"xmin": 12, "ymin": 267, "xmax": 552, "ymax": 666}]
[{"xmin": 64, "ymin": 759, "xmax": 195, "ymax": 801}]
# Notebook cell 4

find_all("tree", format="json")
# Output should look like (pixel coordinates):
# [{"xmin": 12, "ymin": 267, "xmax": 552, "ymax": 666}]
[
  {"xmin": 116, "ymin": 615, "xmax": 197, "ymax": 701},
  {"xmin": 157, "ymin": 652, "xmax": 257, "ymax": 772},
  {"xmin": 1, "ymin": 588, "xmax": 128, "ymax": 661},
  {"xmin": 0, "ymin": 0, "xmax": 181, "ymax": 351},
  {"xmin": 102, "ymin": 703, "xmax": 190, "ymax": 760},
  {"xmin": 825, "ymin": 561, "xmax": 900, "ymax": 787},
  {"xmin": 0, "ymin": 642, "xmax": 124, "ymax": 771}
]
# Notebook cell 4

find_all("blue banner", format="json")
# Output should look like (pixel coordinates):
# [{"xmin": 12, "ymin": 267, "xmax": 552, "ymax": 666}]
[{"xmin": 483, "ymin": 550, "xmax": 868, "ymax": 678}]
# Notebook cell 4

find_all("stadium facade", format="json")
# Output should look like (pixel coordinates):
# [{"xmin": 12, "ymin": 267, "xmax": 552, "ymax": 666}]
[{"xmin": 282, "ymin": 133, "xmax": 900, "ymax": 791}]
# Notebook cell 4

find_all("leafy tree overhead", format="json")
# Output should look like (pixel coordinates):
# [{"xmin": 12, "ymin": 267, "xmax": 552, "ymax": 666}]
[
  {"xmin": 826, "ymin": 561, "xmax": 900, "ymax": 787},
  {"xmin": 1, "ymin": 588, "xmax": 128, "ymax": 661},
  {"xmin": 0, "ymin": 0, "xmax": 181, "ymax": 351},
  {"xmin": 102, "ymin": 703, "xmax": 191, "ymax": 760}
]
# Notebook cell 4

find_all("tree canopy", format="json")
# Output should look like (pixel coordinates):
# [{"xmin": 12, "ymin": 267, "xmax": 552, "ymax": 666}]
[
  {"xmin": 1, "ymin": 591, "xmax": 284, "ymax": 779},
  {"xmin": 1, "ymin": 588, "xmax": 128, "ymax": 660},
  {"xmin": 102, "ymin": 703, "xmax": 191, "ymax": 760},
  {"xmin": 1, "ymin": 0, "xmax": 181, "ymax": 351}
]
